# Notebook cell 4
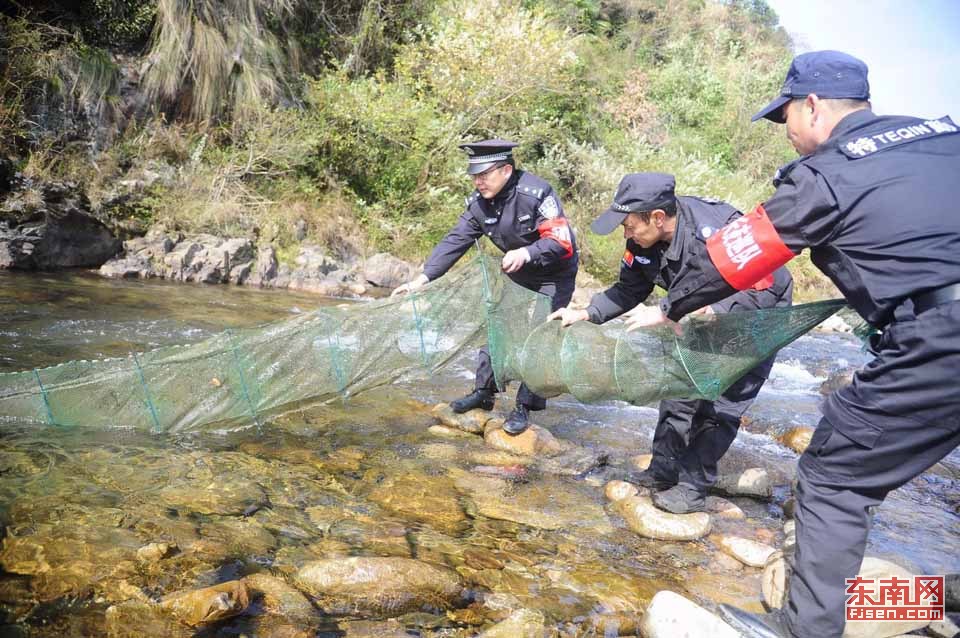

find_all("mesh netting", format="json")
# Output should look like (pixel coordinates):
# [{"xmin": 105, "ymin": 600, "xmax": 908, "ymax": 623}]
[{"xmin": 0, "ymin": 254, "xmax": 845, "ymax": 431}]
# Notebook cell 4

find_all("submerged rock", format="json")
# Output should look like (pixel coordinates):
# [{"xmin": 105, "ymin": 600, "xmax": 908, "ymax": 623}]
[
  {"xmin": 366, "ymin": 472, "xmax": 469, "ymax": 535},
  {"xmin": 295, "ymin": 557, "xmax": 467, "ymax": 617},
  {"xmin": 640, "ymin": 590, "xmax": 741, "ymax": 638},
  {"xmin": 105, "ymin": 600, "xmax": 192, "ymax": 638},
  {"xmin": 476, "ymin": 608, "xmax": 546, "ymax": 637},
  {"xmin": 157, "ymin": 476, "xmax": 268, "ymax": 516},
  {"xmin": 705, "ymin": 497, "xmax": 745, "ymax": 519},
  {"xmin": 244, "ymin": 573, "xmax": 317, "ymax": 622},
  {"xmin": 453, "ymin": 470, "xmax": 613, "ymax": 534},
  {"xmin": 612, "ymin": 495, "xmax": 711, "ymax": 541},
  {"xmin": 160, "ymin": 580, "xmax": 250, "ymax": 626}
]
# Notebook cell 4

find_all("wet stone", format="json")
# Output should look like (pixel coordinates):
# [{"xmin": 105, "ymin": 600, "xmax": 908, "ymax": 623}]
[
  {"xmin": 453, "ymin": 470, "xmax": 613, "ymax": 534},
  {"xmin": 244, "ymin": 573, "xmax": 317, "ymax": 622},
  {"xmin": 711, "ymin": 534, "xmax": 776, "ymax": 568},
  {"xmin": 613, "ymin": 495, "xmax": 711, "ymax": 541},
  {"xmin": 641, "ymin": 590, "xmax": 741, "ymax": 638},
  {"xmin": 160, "ymin": 579, "xmax": 250, "ymax": 626},
  {"xmin": 136, "ymin": 542, "xmax": 177, "ymax": 563},
  {"xmin": 778, "ymin": 426, "xmax": 815, "ymax": 454},
  {"xmin": 705, "ymin": 496, "xmax": 745, "ymax": 519},
  {"xmin": 476, "ymin": 608, "xmax": 546, "ymax": 637},
  {"xmin": 105, "ymin": 600, "xmax": 192, "ymax": 638},
  {"xmin": 295, "ymin": 557, "xmax": 467, "ymax": 617},
  {"xmin": 431, "ymin": 403, "xmax": 491, "ymax": 434},
  {"xmin": 713, "ymin": 468, "xmax": 772, "ymax": 499},
  {"xmin": 366, "ymin": 471, "xmax": 469, "ymax": 535},
  {"xmin": 157, "ymin": 476, "xmax": 268, "ymax": 516},
  {"xmin": 483, "ymin": 423, "xmax": 567, "ymax": 457}
]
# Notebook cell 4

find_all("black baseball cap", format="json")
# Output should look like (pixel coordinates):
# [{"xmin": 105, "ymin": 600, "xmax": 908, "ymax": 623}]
[
  {"xmin": 752, "ymin": 50, "xmax": 870, "ymax": 123},
  {"xmin": 591, "ymin": 173, "xmax": 676, "ymax": 235},
  {"xmin": 459, "ymin": 139, "xmax": 518, "ymax": 175}
]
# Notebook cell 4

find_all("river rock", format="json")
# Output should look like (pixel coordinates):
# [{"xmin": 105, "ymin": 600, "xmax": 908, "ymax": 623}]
[
  {"xmin": 453, "ymin": 470, "xmax": 613, "ymax": 534},
  {"xmin": 706, "ymin": 497, "xmax": 745, "ymax": 519},
  {"xmin": 640, "ymin": 590, "xmax": 741, "ymax": 638},
  {"xmin": 244, "ymin": 573, "xmax": 317, "ymax": 621},
  {"xmin": 778, "ymin": 426, "xmax": 815, "ymax": 454},
  {"xmin": 613, "ymin": 495, "xmax": 711, "ymax": 541},
  {"xmin": 157, "ymin": 476, "xmax": 268, "ymax": 516},
  {"xmin": 363, "ymin": 252, "xmax": 417, "ymax": 288},
  {"xmin": 713, "ymin": 468, "xmax": 772, "ymax": 499},
  {"xmin": 105, "ymin": 600, "xmax": 192, "ymax": 638},
  {"xmin": 712, "ymin": 535, "xmax": 776, "ymax": 568},
  {"xmin": 160, "ymin": 580, "xmax": 250, "ymax": 626},
  {"xmin": 762, "ymin": 549, "xmax": 789, "ymax": 609},
  {"xmin": 476, "ymin": 608, "xmax": 546, "ymax": 637},
  {"xmin": 484, "ymin": 423, "xmax": 567, "ymax": 457},
  {"xmin": 428, "ymin": 424, "xmax": 475, "ymax": 439},
  {"xmin": 821, "ymin": 369, "xmax": 855, "ymax": 395},
  {"xmin": 295, "ymin": 557, "xmax": 466, "ymax": 617},
  {"xmin": 605, "ymin": 480, "xmax": 640, "ymax": 502},
  {"xmin": 431, "ymin": 403, "xmax": 491, "ymax": 434},
  {"xmin": 630, "ymin": 454, "xmax": 653, "ymax": 471},
  {"xmin": 136, "ymin": 542, "xmax": 177, "ymax": 563},
  {"xmin": 928, "ymin": 617, "xmax": 960, "ymax": 638},
  {"xmin": 366, "ymin": 471, "xmax": 469, "ymax": 535}
]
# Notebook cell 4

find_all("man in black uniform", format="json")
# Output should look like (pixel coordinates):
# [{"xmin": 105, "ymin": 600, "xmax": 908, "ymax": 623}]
[
  {"xmin": 626, "ymin": 51, "xmax": 960, "ymax": 638},
  {"xmin": 392, "ymin": 139, "xmax": 578, "ymax": 435},
  {"xmin": 548, "ymin": 173, "xmax": 792, "ymax": 514}
]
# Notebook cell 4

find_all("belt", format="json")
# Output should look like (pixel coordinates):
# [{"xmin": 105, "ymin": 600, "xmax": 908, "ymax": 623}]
[{"xmin": 912, "ymin": 282, "xmax": 960, "ymax": 315}]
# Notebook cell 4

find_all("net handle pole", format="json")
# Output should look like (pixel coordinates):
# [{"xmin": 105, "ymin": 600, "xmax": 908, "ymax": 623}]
[
  {"xmin": 226, "ymin": 329, "xmax": 262, "ymax": 430},
  {"xmin": 132, "ymin": 352, "xmax": 163, "ymax": 434},
  {"xmin": 32, "ymin": 369, "xmax": 56, "ymax": 426},
  {"xmin": 410, "ymin": 292, "xmax": 430, "ymax": 367}
]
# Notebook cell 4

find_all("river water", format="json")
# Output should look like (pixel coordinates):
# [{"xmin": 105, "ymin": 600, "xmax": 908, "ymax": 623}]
[{"xmin": 0, "ymin": 270, "xmax": 956, "ymax": 637}]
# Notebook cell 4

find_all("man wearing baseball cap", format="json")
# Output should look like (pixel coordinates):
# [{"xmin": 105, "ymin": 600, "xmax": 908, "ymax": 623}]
[
  {"xmin": 549, "ymin": 172, "xmax": 792, "ymax": 515},
  {"xmin": 627, "ymin": 50, "xmax": 960, "ymax": 638},
  {"xmin": 393, "ymin": 139, "xmax": 578, "ymax": 435}
]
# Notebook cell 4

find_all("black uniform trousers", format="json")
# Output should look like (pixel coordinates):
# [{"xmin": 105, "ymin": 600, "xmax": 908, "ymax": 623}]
[
  {"xmin": 475, "ymin": 277, "xmax": 575, "ymax": 409},
  {"xmin": 785, "ymin": 301, "xmax": 960, "ymax": 638},
  {"xmin": 647, "ymin": 356, "xmax": 775, "ymax": 491}
]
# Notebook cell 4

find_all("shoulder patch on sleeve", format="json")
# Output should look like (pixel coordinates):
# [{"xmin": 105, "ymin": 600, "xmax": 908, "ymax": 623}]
[
  {"xmin": 839, "ymin": 116, "xmax": 959, "ymax": 159},
  {"xmin": 538, "ymin": 195, "xmax": 559, "ymax": 219}
]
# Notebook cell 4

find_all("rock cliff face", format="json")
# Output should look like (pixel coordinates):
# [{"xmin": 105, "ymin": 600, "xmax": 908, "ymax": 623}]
[{"xmin": 0, "ymin": 180, "xmax": 121, "ymax": 269}]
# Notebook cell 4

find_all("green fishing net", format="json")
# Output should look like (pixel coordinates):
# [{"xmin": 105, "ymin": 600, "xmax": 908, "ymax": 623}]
[{"xmin": 0, "ymin": 254, "xmax": 845, "ymax": 432}]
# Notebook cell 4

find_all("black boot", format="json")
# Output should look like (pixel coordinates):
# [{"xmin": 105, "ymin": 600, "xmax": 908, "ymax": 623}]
[
  {"xmin": 451, "ymin": 389, "xmax": 494, "ymax": 413},
  {"xmin": 651, "ymin": 482, "xmax": 706, "ymax": 514},
  {"xmin": 719, "ymin": 605, "xmax": 793, "ymax": 638},
  {"xmin": 626, "ymin": 469, "xmax": 676, "ymax": 491},
  {"xmin": 502, "ymin": 404, "xmax": 530, "ymax": 435}
]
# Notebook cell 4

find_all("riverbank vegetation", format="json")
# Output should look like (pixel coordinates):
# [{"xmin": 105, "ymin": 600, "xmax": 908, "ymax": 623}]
[{"xmin": 0, "ymin": 0, "xmax": 836, "ymax": 298}]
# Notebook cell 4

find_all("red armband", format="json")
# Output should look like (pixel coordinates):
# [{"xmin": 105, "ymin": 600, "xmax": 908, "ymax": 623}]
[
  {"xmin": 537, "ymin": 218, "xmax": 574, "ymax": 259},
  {"xmin": 706, "ymin": 204, "xmax": 793, "ymax": 290}
]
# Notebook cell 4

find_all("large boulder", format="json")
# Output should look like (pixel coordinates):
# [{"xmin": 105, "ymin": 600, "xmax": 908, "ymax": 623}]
[
  {"xmin": 294, "ymin": 557, "xmax": 467, "ymax": 617},
  {"xmin": 363, "ymin": 252, "xmax": 417, "ymax": 289}
]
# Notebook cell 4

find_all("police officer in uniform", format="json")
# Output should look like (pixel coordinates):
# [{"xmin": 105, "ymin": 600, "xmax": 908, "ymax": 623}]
[
  {"xmin": 626, "ymin": 51, "xmax": 960, "ymax": 638},
  {"xmin": 393, "ymin": 139, "xmax": 578, "ymax": 435},
  {"xmin": 548, "ymin": 173, "xmax": 792, "ymax": 514}
]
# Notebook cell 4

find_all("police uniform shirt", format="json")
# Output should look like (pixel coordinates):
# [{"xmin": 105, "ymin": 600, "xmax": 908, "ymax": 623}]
[
  {"xmin": 587, "ymin": 196, "xmax": 792, "ymax": 323},
  {"xmin": 661, "ymin": 110, "xmax": 960, "ymax": 329},
  {"xmin": 422, "ymin": 170, "xmax": 578, "ymax": 284}
]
